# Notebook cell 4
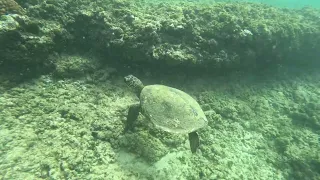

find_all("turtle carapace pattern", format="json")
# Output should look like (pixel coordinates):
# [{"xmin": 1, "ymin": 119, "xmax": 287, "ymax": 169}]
[{"xmin": 124, "ymin": 75, "xmax": 208, "ymax": 154}]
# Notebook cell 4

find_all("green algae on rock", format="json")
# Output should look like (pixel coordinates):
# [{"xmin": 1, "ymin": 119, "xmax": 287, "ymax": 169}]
[
  {"xmin": 0, "ymin": 14, "xmax": 62, "ymax": 76},
  {"xmin": 1, "ymin": 0, "xmax": 319, "ymax": 76},
  {"xmin": 0, "ymin": 0, "xmax": 24, "ymax": 15}
]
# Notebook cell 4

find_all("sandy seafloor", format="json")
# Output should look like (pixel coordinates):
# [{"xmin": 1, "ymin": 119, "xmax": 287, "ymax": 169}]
[{"xmin": 0, "ymin": 59, "xmax": 319, "ymax": 179}]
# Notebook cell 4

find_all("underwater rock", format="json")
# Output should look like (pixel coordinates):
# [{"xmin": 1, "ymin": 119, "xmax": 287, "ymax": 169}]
[
  {"xmin": 0, "ymin": 13, "xmax": 63, "ymax": 76},
  {"xmin": 53, "ymin": 55, "xmax": 100, "ymax": 78},
  {"xmin": 0, "ymin": 13, "xmax": 19, "ymax": 31},
  {"xmin": 0, "ymin": 0, "xmax": 24, "ymax": 15},
  {"xmin": 1, "ymin": 0, "xmax": 320, "ymax": 75}
]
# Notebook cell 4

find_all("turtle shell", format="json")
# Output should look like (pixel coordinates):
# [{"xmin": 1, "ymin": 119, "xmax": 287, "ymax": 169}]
[{"xmin": 140, "ymin": 85, "xmax": 208, "ymax": 134}]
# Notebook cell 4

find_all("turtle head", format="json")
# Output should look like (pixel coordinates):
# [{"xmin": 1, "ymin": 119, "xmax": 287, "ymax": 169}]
[{"xmin": 124, "ymin": 75, "xmax": 144, "ymax": 96}]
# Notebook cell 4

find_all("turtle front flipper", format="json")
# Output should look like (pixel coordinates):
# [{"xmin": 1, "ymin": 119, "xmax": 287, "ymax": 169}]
[
  {"xmin": 124, "ymin": 103, "xmax": 141, "ymax": 132},
  {"xmin": 188, "ymin": 131, "xmax": 200, "ymax": 154}
]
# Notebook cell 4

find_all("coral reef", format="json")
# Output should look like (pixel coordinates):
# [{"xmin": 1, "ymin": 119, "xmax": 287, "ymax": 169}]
[
  {"xmin": 0, "ymin": 13, "xmax": 62, "ymax": 77},
  {"xmin": 1, "ymin": 66, "xmax": 319, "ymax": 179},
  {"xmin": 0, "ymin": 1, "xmax": 320, "ymax": 178},
  {"xmin": 0, "ymin": 0, "xmax": 24, "ymax": 15},
  {"xmin": 0, "ymin": 0, "xmax": 319, "ymax": 76},
  {"xmin": 53, "ymin": 54, "xmax": 101, "ymax": 78}
]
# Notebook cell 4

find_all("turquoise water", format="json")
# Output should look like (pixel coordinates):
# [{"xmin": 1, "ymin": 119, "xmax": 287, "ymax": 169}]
[
  {"xmin": 0, "ymin": 0, "xmax": 320, "ymax": 179},
  {"xmin": 216, "ymin": 0, "xmax": 320, "ymax": 8}
]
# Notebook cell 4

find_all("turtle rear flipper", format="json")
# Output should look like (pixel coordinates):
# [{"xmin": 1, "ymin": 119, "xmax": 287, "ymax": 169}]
[
  {"xmin": 188, "ymin": 131, "xmax": 200, "ymax": 154},
  {"xmin": 124, "ymin": 104, "xmax": 140, "ymax": 132}
]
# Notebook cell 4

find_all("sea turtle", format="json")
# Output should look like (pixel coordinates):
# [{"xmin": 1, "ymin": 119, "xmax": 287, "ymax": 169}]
[{"xmin": 124, "ymin": 75, "xmax": 208, "ymax": 153}]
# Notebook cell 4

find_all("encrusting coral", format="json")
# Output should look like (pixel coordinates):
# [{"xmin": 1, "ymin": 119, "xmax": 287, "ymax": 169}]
[{"xmin": 0, "ymin": 0, "xmax": 24, "ymax": 15}]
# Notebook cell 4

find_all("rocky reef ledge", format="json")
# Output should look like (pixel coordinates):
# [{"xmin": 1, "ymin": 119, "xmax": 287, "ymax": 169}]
[{"xmin": 0, "ymin": 0, "xmax": 319, "ymax": 75}]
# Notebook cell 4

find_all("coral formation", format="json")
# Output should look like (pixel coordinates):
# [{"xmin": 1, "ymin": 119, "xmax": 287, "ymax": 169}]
[
  {"xmin": 0, "ymin": 1, "xmax": 320, "ymax": 178},
  {"xmin": 1, "ymin": 0, "xmax": 320, "ymax": 75},
  {"xmin": 1, "ymin": 66, "xmax": 319, "ymax": 179},
  {"xmin": 0, "ymin": 0, "xmax": 24, "ymax": 15},
  {"xmin": 53, "ymin": 55, "xmax": 100, "ymax": 78},
  {"xmin": 0, "ymin": 14, "xmax": 61, "ymax": 76}
]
